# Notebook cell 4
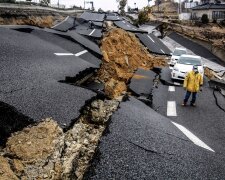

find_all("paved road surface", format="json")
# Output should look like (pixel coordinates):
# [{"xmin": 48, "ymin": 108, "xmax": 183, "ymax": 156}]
[
  {"xmin": 85, "ymin": 97, "xmax": 225, "ymax": 179},
  {"xmin": 0, "ymin": 27, "xmax": 98, "ymax": 144},
  {"xmin": 152, "ymin": 81, "xmax": 225, "ymax": 155}
]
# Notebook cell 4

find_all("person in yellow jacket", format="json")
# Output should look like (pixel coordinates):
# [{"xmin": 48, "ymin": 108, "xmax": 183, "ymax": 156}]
[{"xmin": 182, "ymin": 65, "xmax": 203, "ymax": 106}]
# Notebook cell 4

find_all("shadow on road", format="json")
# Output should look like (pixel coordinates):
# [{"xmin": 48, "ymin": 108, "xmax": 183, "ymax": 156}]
[{"xmin": 0, "ymin": 101, "xmax": 35, "ymax": 147}]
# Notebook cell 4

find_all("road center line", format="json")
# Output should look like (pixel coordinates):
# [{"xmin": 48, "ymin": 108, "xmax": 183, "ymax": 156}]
[
  {"xmin": 89, "ymin": 29, "xmax": 96, "ymax": 36},
  {"xmin": 167, "ymin": 101, "xmax": 177, "ymax": 116},
  {"xmin": 168, "ymin": 86, "xmax": 175, "ymax": 92},
  {"xmin": 54, "ymin": 53, "xmax": 74, "ymax": 56},
  {"xmin": 75, "ymin": 50, "xmax": 88, "ymax": 57},
  {"xmin": 160, "ymin": 49, "xmax": 165, "ymax": 54},
  {"xmin": 171, "ymin": 121, "xmax": 215, "ymax": 152},
  {"xmin": 147, "ymin": 35, "xmax": 155, "ymax": 43}
]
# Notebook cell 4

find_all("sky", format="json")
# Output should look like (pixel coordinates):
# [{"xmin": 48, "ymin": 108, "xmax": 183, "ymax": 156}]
[{"xmin": 50, "ymin": 0, "xmax": 155, "ymax": 11}]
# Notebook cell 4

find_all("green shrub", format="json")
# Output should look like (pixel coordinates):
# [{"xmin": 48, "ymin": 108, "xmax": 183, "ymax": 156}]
[
  {"xmin": 201, "ymin": 14, "xmax": 209, "ymax": 24},
  {"xmin": 138, "ymin": 11, "xmax": 149, "ymax": 25}
]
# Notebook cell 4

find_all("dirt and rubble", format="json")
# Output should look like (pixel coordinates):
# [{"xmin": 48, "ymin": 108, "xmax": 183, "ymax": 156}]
[
  {"xmin": 97, "ymin": 28, "xmax": 166, "ymax": 99},
  {"xmin": 0, "ymin": 98, "xmax": 120, "ymax": 180},
  {"xmin": 0, "ymin": 8, "xmax": 66, "ymax": 27},
  {"xmin": 0, "ymin": 15, "xmax": 62, "ymax": 28},
  {"xmin": 0, "ymin": 24, "xmax": 167, "ymax": 179}
]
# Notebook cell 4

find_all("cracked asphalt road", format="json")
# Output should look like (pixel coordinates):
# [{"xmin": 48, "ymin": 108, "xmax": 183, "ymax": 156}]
[
  {"xmin": 85, "ymin": 97, "xmax": 225, "ymax": 179},
  {"xmin": 0, "ymin": 27, "xmax": 98, "ymax": 139},
  {"xmin": 0, "ymin": 18, "xmax": 225, "ymax": 179}
]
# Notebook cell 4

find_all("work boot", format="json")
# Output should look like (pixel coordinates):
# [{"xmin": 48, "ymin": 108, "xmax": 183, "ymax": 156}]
[
  {"xmin": 182, "ymin": 102, "xmax": 187, "ymax": 106},
  {"xmin": 190, "ymin": 103, "xmax": 196, "ymax": 107}
]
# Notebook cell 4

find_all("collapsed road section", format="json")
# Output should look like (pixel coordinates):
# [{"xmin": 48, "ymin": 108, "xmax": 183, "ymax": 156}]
[{"xmin": 0, "ymin": 24, "xmax": 167, "ymax": 179}]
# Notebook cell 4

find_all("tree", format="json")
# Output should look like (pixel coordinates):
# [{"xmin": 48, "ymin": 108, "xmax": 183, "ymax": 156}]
[
  {"xmin": 201, "ymin": 14, "xmax": 209, "ymax": 24},
  {"xmin": 98, "ymin": 8, "xmax": 103, "ymax": 12},
  {"xmin": 116, "ymin": 0, "xmax": 127, "ymax": 16},
  {"xmin": 138, "ymin": 10, "xmax": 149, "ymax": 24}
]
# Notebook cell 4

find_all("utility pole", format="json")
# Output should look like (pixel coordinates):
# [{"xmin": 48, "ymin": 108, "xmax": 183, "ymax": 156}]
[{"xmin": 84, "ymin": 1, "xmax": 94, "ymax": 10}]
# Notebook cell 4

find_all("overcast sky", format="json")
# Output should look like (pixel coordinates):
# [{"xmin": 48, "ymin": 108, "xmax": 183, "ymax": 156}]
[{"xmin": 50, "ymin": 0, "xmax": 155, "ymax": 11}]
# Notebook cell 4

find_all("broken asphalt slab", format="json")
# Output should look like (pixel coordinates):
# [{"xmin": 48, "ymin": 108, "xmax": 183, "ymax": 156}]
[
  {"xmin": 136, "ymin": 33, "xmax": 171, "ymax": 55},
  {"xmin": 160, "ymin": 67, "xmax": 181, "ymax": 86},
  {"xmin": 209, "ymin": 78, "xmax": 225, "ymax": 90},
  {"xmin": 52, "ymin": 16, "xmax": 75, "ymax": 32},
  {"xmin": 0, "ymin": 81, "xmax": 96, "ymax": 126},
  {"xmin": 85, "ymin": 97, "xmax": 225, "ymax": 179},
  {"xmin": 68, "ymin": 30, "xmax": 102, "ymax": 56},
  {"xmin": 129, "ymin": 68, "xmax": 157, "ymax": 96},
  {"xmin": 30, "ymin": 29, "xmax": 101, "ymax": 66},
  {"xmin": 114, "ymin": 20, "xmax": 147, "ymax": 33},
  {"xmin": 80, "ymin": 12, "xmax": 105, "ymax": 22},
  {"xmin": 73, "ymin": 27, "xmax": 103, "ymax": 38},
  {"xmin": 1, "ymin": 26, "xmax": 103, "ymax": 58},
  {"xmin": 0, "ymin": 27, "xmax": 97, "ymax": 129},
  {"xmin": 105, "ymin": 15, "xmax": 122, "ymax": 21}
]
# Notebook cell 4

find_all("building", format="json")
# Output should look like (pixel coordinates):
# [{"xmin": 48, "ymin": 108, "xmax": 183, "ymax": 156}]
[{"xmin": 191, "ymin": 3, "xmax": 225, "ymax": 21}]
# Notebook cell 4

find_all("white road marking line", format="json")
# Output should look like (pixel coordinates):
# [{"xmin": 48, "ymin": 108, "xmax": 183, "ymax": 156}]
[
  {"xmin": 89, "ymin": 29, "xmax": 96, "ymax": 36},
  {"xmin": 147, "ymin": 35, "xmax": 155, "ymax": 43},
  {"xmin": 132, "ymin": 27, "xmax": 137, "ymax": 30},
  {"xmin": 122, "ymin": 21, "xmax": 126, "ymax": 23},
  {"xmin": 160, "ymin": 49, "xmax": 165, "ymax": 54},
  {"xmin": 75, "ymin": 50, "xmax": 88, "ymax": 57},
  {"xmin": 54, "ymin": 53, "xmax": 74, "ymax": 56},
  {"xmin": 127, "ymin": 24, "xmax": 130, "ymax": 27},
  {"xmin": 52, "ymin": 16, "xmax": 69, "ymax": 28},
  {"xmin": 167, "ymin": 101, "xmax": 177, "ymax": 116},
  {"xmin": 171, "ymin": 121, "xmax": 215, "ymax": 152},
  {"xmin": 168, "ymin": 86, "xmax": 175, "ymax": 92}
]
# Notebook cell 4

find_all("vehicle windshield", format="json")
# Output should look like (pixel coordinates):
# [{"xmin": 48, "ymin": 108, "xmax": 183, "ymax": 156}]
[
  {"xmin": 173, "ymin": 49, "xmax": 186, "ymax": 56},
  {"xmin": 177, "ymin": 57, "xmax": 202, "ymax": 66}
]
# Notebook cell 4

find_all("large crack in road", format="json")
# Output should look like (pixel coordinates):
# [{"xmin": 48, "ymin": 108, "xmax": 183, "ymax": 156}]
[{"xmin": 0, "ymin": 26, "xmax": 167, "ymax": 179}]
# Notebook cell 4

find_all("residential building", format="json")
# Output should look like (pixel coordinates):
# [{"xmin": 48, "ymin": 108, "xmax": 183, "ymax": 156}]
[{"xmin": 191, "ymin": 3, "xmax": 225, "ymax": 21}]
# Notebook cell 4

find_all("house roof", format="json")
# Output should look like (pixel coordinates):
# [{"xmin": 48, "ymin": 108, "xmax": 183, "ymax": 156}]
[{"xmin": 192, "ymin": 3, "xmax": 225, "ymax": 10}]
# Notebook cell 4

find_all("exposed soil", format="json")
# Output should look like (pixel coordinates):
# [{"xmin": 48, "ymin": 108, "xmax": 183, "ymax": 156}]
[
  {"xmin": 166, "ymin": 22, "xmax": 225, "ymax": 50},
  {"xmin": 0, "ymin": 97, "xmax": 120, "ymax": 180},
  {"xmin": 0, "ymin": 15, "xmax": 64, "ymax": 28},
  {"xmin": 204, "ymin": 67, "xmax": 215, "ymax": 79},
  {"xmin": 0, "ymin": 8, "xmax": 65, "ymax": 28},
  {"xmin": 97, "ymin": 28, "xmax": 166, "ymax": 99}
]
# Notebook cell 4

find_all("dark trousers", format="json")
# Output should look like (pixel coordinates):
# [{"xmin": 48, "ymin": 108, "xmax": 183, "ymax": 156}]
[{"xmin": 184, "ymin": 91, "xmax": 197, "ymax": 104}]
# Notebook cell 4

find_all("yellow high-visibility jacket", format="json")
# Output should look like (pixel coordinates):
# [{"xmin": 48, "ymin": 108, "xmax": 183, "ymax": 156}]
[{"xmin": 183, "ymin": 71, "xmax": 203, "ymax": 92}]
